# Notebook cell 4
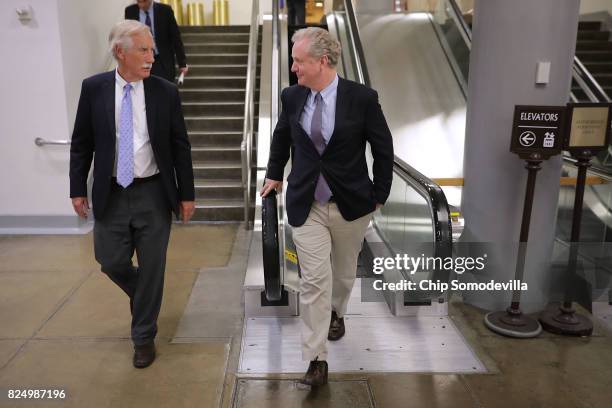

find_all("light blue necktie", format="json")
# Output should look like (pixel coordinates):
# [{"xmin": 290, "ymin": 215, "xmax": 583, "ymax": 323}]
[{"xmin": 117, "ymin": 83, "xmax": 134, "ymax": 188}]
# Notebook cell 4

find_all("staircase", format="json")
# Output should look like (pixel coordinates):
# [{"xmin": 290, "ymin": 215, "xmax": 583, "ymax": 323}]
[
  {"xmin": 179, "ymin": 25, "xmax": 260, "ymax": 222},
  {"xmin": 573, "ymin": 20, "xmax": 612, "ymax": 101}
]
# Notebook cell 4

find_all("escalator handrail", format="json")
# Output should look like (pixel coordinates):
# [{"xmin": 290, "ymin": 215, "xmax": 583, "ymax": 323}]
[
  {"xmin": 343, "ymin": 0, "xmax": 370, "ymax": 87},
  {"xmin": 446, "ymin": 0, "xmax": 472, "ymax": 49},
  {"xmin": 573, "ymin": 56, "xmax": 612, "ymax": 103},
  {"xmin": 342, "ymin": 1, "xmax": 453, "ymax": 259}
]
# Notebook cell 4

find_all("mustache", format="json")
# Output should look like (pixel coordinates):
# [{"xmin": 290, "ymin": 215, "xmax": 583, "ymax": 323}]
[{"xmin": 142, "ymin": 63, "xmax": 153, "ymax": 69}]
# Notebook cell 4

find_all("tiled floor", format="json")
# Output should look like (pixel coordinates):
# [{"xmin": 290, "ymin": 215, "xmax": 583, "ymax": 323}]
[{"xmin": 1, "ymin": 224, "xmax": 612, "ymax": 408}]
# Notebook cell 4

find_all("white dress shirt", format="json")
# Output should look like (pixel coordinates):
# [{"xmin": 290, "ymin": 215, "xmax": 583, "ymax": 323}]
[
  {"xmin": 300, "ymin": 74, "xmax": 339, "ymax": 144},
  {"xmin": 114, "ymin": 70, "xmax": 158, "ymax": 178}
]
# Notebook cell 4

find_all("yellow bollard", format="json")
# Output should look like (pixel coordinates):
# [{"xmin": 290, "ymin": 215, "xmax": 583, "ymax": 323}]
[
  {"xmin": 213, "ymin": 0, "xmax": 221, "ymax": 26},
  {"xmin": 168, "ymin": 0, "xmax": 184, "ymax": 26},
  {"xmin": 187, "ymin": 3, "xmax": 205, "ymax": 26},
  {"xmin": 221, "ymin": 0, "xmax": 229, "ymax": 25}
]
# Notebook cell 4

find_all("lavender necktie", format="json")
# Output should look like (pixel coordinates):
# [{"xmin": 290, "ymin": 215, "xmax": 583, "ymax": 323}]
[
  {"xmin": 310, "ymin": 93, "xmax": 332, "ymax": 204},
  {"xmin": 117, "ymin": 83, "xmax": 134, "ymax": 188}
]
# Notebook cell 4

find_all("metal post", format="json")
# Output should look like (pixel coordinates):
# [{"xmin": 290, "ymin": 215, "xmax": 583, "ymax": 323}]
[
  {"xmin": 483, "ymin": 156, "xmax": 543, "ymax": 338},
  {"xmin": 539, "ymin": 153, "xmax": 594, "ymax": 336}
]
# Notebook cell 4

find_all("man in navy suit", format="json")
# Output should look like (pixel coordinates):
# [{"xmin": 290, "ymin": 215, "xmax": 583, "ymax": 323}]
[
  {"xmin": 261, "ymin": 27, "xmax": 394, "ymax": 386},
  {"xmin": 125, "ymin": 0, "xmax": 188, "ymax": 82},
  {"xmin": 69, "ymin": 20, "xmax": 195, "ymax": 368}
]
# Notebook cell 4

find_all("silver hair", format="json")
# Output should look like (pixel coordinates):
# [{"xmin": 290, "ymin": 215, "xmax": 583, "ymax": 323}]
[
  {"xmin": 108, "ymin": 20, "xmax": 153, "ymax": 60},
  {"xmin": 291, "ymin": 27, "xmax": 341, "ymax": 68}
]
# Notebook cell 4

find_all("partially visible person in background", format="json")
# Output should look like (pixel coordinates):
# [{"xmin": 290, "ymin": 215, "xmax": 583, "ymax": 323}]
[
  {"xmin": 125, "ymin": 0, "xmax": 188, "ymax": 82},
  {"xmin": 287, "ymin": 0, "xmax": 306, "ymax": 26}
]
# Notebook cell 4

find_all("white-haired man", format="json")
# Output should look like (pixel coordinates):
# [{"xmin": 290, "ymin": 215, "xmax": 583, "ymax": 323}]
[
  {"xmin": 261, "ymin": 27, "xmax": 394, "ymax": 386},
  {"xmin": 70, "ymin": 20, "xmax": 195, "ymax": 368}
]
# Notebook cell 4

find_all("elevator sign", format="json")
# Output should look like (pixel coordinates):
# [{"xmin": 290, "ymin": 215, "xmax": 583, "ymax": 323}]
[{"xmin": 510, "ymin": 105, "xmax": 566, "ymax": 159}]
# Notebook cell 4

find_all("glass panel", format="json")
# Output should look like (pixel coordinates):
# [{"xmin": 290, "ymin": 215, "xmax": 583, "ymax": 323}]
[{"xmin": 431, "ymin": 0, "xmax": 471, "ymax": 89}]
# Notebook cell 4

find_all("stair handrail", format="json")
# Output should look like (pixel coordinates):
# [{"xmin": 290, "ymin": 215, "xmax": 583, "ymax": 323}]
[{"xmin": 241, "ymin": 0, "xmax": 260, "ymax": 226}]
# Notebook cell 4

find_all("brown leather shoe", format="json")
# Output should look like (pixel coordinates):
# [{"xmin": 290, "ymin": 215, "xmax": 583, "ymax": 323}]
[
  {"xmin": 300, "ymin": 359, "xmax": 328, "ymax": 387},
  {"xmin": 133, "ymin": 342, "xmax": 156, "ymax": 368},
  {"xmin": 328, "ymin": 311, "xmax": 345, "ymax": 341}
]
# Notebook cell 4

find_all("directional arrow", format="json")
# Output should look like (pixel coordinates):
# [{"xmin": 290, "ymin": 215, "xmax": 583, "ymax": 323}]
[{"xmin": 519, "ymin": 131, "xmax": 536, "ymax": 147}]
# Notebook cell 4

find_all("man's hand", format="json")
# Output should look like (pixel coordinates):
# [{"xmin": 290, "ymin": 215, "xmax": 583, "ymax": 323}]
[
  {"xmin": 71, "ymin": 197, "xmax": 89, "ymax": 219},
  {"xmin": 180, "ymin": 201, "xmax": 196, "ymax": 224},
  {"xmin": 179, "ymin": 66, "xmax": 188, "ymax": 76},
  {"xmin": 260, "ymin": 178, "xmax": 283, "ymax": 197}
]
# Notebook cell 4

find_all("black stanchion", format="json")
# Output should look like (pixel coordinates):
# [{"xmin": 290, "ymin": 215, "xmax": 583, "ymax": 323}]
[
  {"xmin": 539, "ymin": 152, "xmax": 594, "ymax": 336},
  {"xmin": 484, "ymin": 154, "xmax": 543, "ymax": 337}
]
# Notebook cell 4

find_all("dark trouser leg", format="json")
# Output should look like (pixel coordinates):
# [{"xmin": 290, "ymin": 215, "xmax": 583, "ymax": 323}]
[
  {"xmin": 295, "ymin": 0, "xmax": 305, "ymax": 25},
  {"xmin": 151, "ymin": 58, "xmax": 175, "ymax": 82},
  {"xmin": 129, "ymin": 179, "xmax": 172, "ymax": 346},
  {"xmin": 94, "ymin": 188, "xmax": 137, "ymax": 301}
]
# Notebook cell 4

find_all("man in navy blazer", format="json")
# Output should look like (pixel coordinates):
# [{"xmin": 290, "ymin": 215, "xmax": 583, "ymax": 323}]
[
  {"xmin": 125, "ymin": 0, "xmax": 188, "ymax": 82},
  {"xmin": 69, "ymin": 20, "xmax": 195, "ymax": 368},
  {"xmin": 261, "ymin": 27, "xmax": 393, "ymax": 386}
]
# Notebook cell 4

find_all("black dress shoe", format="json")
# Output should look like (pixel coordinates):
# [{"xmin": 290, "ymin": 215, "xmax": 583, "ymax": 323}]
[
  {"xmin": 328, "ymin": 311, "xmax": 345, "ymax": 341},
  {"xmin": 133, "ymin": 342, "xmax": 156, "ymax": 368},
  {"xmin": 300, "ymin": 359, "xmax": 328, "ymax": 387}
]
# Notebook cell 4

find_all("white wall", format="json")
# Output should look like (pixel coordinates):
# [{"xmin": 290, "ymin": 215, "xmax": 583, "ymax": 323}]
[
  {"xmin": 0, "ymin": 0, "xmax": 127, "ymax": 217},
  {"xmin": 580, "ymin": 0, "xmax": 612, "ymax": 15}
]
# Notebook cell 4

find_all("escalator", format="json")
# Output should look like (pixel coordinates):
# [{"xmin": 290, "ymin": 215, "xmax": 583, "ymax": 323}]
[{"xmin": 247, "ymin": 0, "xmax": 458, "ymax": 319}]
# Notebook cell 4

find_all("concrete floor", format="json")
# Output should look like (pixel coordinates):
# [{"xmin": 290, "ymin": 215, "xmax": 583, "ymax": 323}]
[{"xmin": 1, "ymin": 224, "xmax": 612, "ymax": 407}]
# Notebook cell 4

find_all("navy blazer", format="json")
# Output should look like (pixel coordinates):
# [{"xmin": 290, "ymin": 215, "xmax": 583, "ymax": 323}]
[
  {"xmin": 266, "ymin": 77, "xmax": 394, "ymax": 227},
  {"xmin": 125, "ymin": 3, "xmax": 187, "ymax": 78},
  {"xmin": 69, "ymin": 71, "xmax": 195, "ymax": 220}
]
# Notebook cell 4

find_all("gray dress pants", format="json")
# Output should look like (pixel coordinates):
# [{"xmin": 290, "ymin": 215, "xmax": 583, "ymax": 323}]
[{"xmin": 93, "ymin": 177, "xmax": 171, "ymax": 346}]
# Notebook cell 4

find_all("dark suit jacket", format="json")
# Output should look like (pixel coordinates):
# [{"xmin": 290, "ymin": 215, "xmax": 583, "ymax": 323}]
[
  {"xmin": 125, "ymin": 3, "xmax": 187, "ymax": 79},
  {"xmin": 69, "ymin": 71, "xmax": 195, "ymax": 220},
  {"xmin": 266, "ymin": 77, "xmax": 394, "ymax": 227}
]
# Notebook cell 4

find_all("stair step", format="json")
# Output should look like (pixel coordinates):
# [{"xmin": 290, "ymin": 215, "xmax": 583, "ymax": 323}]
[
  {"xmin": 583, "ymin": 62, "xmax": 612, "ymax": 74},
  {"xmin": 180, "ymin": 89, "xmax": 245, "ymax": 102},
  {"xmin": 181, "ymin": 76, "xmax": 247, "ymax": 89},
  {"xmin": 180, "ymin": 25, "xmax": 250, "ymax": 34},
  {"xmin": 194, "ymin": 180, "xmax": 244, "ymax": 200},
  {"xmin": 192, "ymin": 205, "xmax": 244, "ymax": 222},
  {"xmin": 192, "ymin": 161, "xmax": 242, "ymax": 180},
  {"xmin": 188, "ymin": 131, "xmax": 243, "ymax": 146},
  {"xmin": 577, "ymin": 31, "xmax": 610, "ymax": 41},
  {"xmin": 183, "ymin": 101, "xmax": 254, "ymax": 116},
  {"xmin": 576, "ymin": 41, "xmax": 612, "ymax": 51},
  {"xmin": 182, "ymin": 33, "xmax": 250, "ymax": 43},
  {"xmin": 187, "ymin": 64, "xmax": 247, "ymax": 76},
  {"xmin": 184, "ymin": 44, "xmax": 249, "ymax": 53},
  {"xmin": 186, "ymin": 54, "xmax": 248, "ymax": 64},
  {"xmin": 185, "ymin": 116, "xmax": 243, "ymax": 132},
  {"xmin": 578, "ymin": 21, "xmax": 603, "ymax": 31},
  {"xmin": 575, "ymin": 50, "xmax": 612, "ymax": 62},
  {"xmin": 593, "ymin": 73, "xmax": 612, "ymax": 85},
  {"xmin": 191, "ymin": 146, "xmax": 242, "ymax": 161}
]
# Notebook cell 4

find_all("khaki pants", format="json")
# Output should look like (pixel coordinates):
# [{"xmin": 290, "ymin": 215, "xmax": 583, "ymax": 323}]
[{"xmin": 292, "ymin": 202, "xmax": 372, "ymax": 361}]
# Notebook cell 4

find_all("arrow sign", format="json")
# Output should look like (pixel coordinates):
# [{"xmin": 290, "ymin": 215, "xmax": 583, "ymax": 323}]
[{"xmin": 519, "ymin": 131, "xmax": 536, "ymax": 147}]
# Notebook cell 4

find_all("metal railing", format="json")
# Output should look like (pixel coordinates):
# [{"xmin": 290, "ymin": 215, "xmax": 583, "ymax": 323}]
[
  {"xmin": 34, "ymin": 138, "xmax": 70, "ymax": 146},
  {"xmin": 241, "ymin": 0, "xmax": 260, "ymax": 226}
]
